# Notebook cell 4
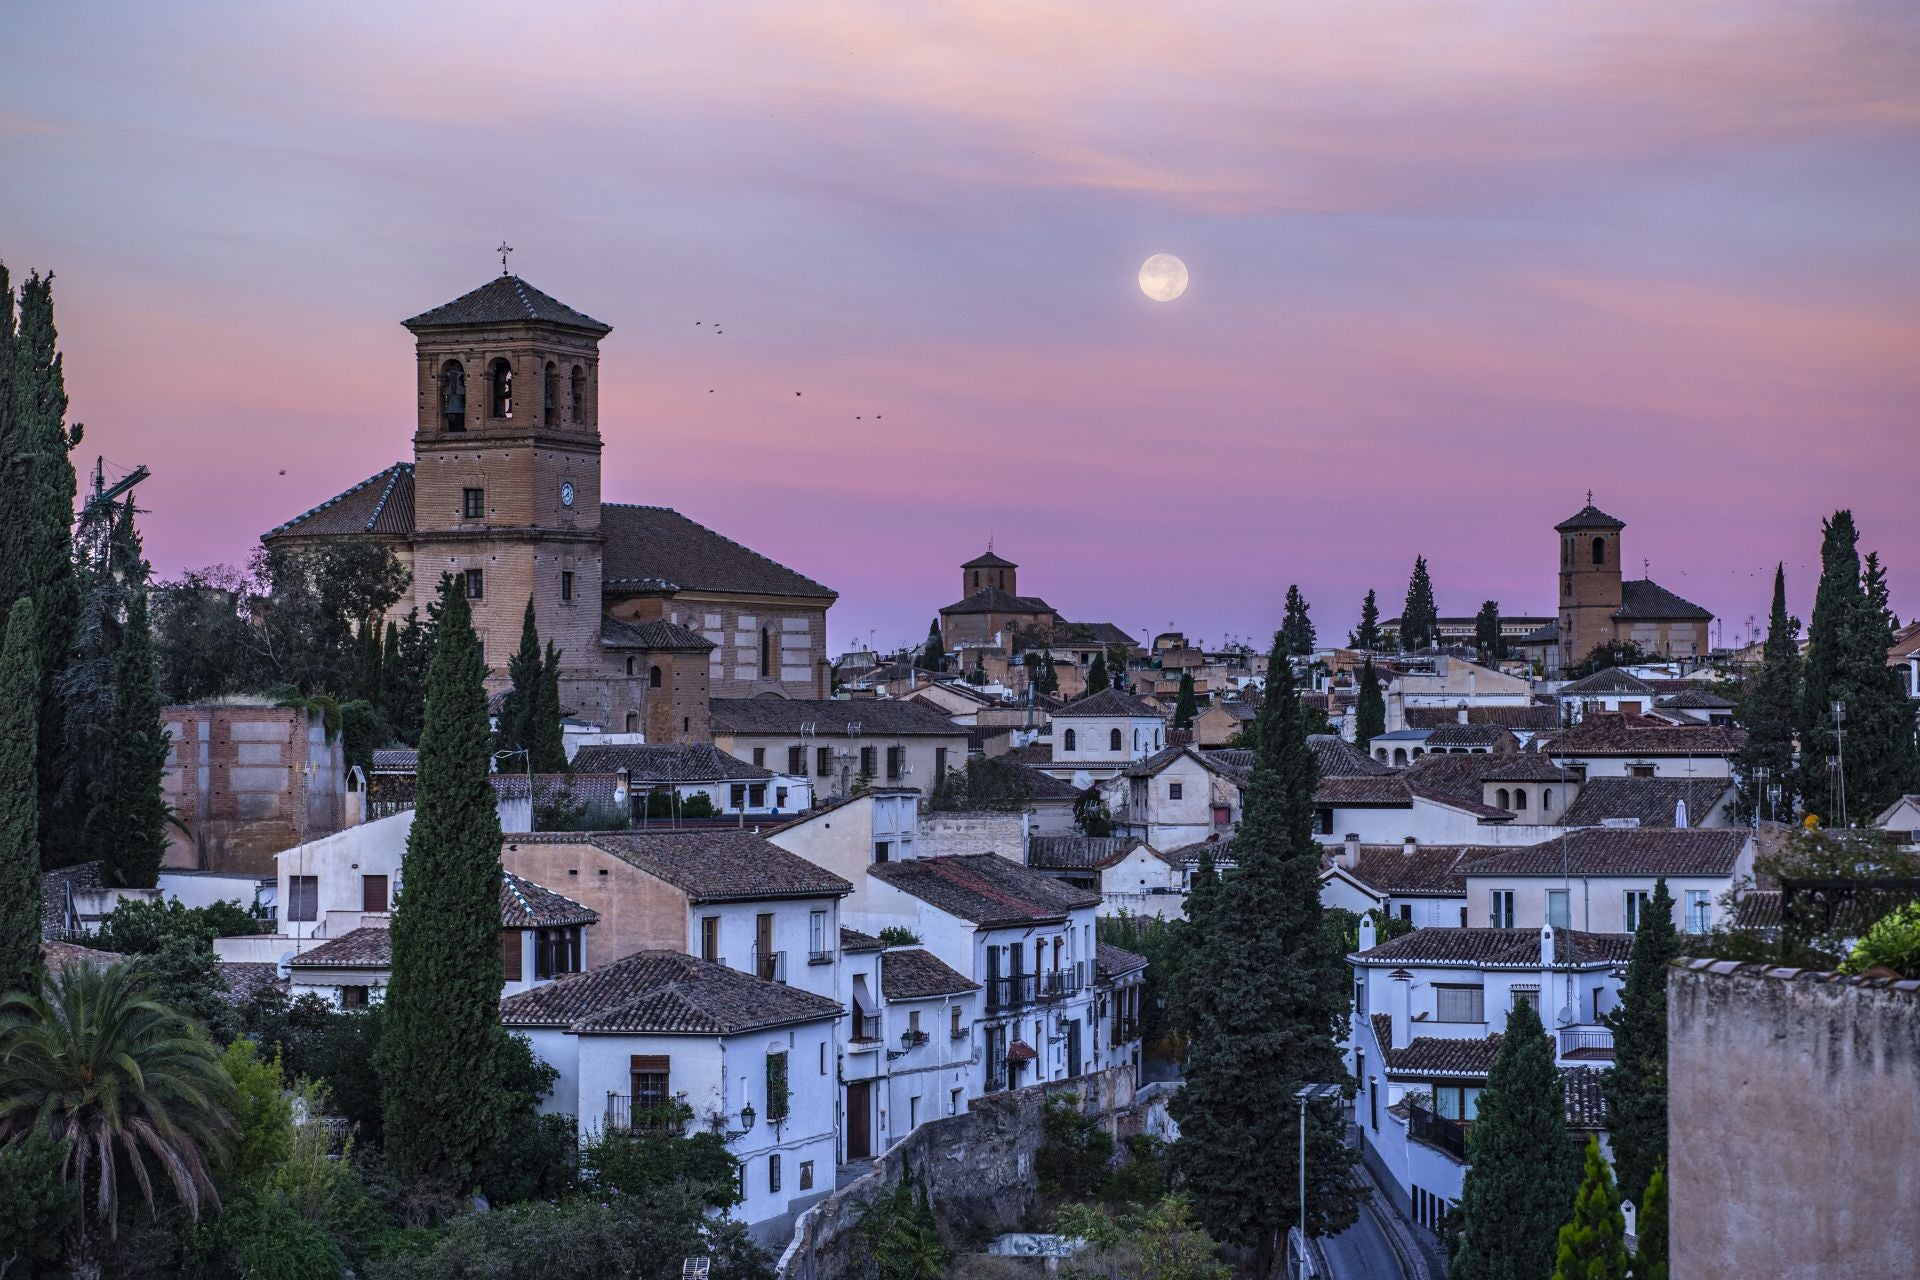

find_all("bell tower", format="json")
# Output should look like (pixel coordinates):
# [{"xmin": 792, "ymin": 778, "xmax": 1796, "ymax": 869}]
[
  {"xmin": 401, "ymin": 273, "xmax": 612, "ymax": 688},
  {"xmin": 1555, "ymin": 496, "xmax": 1625, "ymax": 670},
  {"xmin": 961, "ymin": 548, "xmax": 1018, "ymax": 599}
]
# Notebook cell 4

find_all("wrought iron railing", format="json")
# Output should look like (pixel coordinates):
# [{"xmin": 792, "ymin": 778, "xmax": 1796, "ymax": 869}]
[
  {"xmin": 1406, "ymin": 1102, "xmax": 1469, "ymax": 1163},
  {"xmin": 605, "ymin": 1095, "xmax": 688, "ymax": 1134},
  {"xmin": 984, "ymin": 975, "xmax": 1037, "ymax": 1013},
  {"xmin": 752, "ymin": 946, "xmax": 787, "ymax": 984},
  {"xmin": 1557, "ymin": 1028, "xmax": 1614, "ymax": 1059}
]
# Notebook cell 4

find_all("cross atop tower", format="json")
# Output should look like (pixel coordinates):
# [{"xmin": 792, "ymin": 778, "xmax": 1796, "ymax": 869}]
[
  {"xmin": 497, "ymin": 241, "xmax": 514, "ymax": 274},
  {"xmin": 1587, "ymin": 488, "xmax": 1593, "ymax": 506}
]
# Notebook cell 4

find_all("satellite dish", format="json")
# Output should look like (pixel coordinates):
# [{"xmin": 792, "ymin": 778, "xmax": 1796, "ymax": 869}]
[
  {"xmin": 1557, "ymin": 1004, "xmax": 1575, "ymax": 1027},
  {"xmin": 276, "ymin": 950, "xmax": 295, "ymax": 980}
]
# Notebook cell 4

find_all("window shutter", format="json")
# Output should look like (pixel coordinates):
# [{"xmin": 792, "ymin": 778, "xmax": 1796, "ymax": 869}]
[
  {"xmin": 629, "ymin": 1054, "xmax": 670, "ymax": 1073},
  {"xmin": 500, "ymin": 930, "xmax": 522, "ymax": 981}
]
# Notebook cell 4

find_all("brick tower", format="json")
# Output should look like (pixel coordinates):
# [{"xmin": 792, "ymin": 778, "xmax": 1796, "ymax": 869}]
[
  {"xmin": 961, "ymin": 548, "xmax": 1018, "ymax": 599},
  {"xmin": 1556, "ymin": 496, "xmax": 1625, "ymax": 670},
  {"xmin": 402, "ymin": 273, "xmax": 612, "ymax": 693}
]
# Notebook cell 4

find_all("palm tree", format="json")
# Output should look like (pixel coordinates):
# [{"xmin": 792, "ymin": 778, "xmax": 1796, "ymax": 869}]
[{"xmin": 0, "ymin": 960, "xmax": 235, "ymax": 1279}]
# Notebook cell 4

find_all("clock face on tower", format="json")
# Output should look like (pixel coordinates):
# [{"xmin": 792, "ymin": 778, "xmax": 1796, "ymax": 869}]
[{"xmin": 559, "ymin": 481, "xmax": 575, "ymax": 508}]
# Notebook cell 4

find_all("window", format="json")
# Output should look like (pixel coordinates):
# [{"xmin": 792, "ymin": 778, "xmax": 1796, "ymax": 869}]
[
  {"xmin": 1625, "ymin": 890, "xmax": 1652, "ymax": 932},
  {"xmin": 649, "ymin": 664, "xmax": 662, "ymax": 688},
  {"xmin": 1543, "ymin": 787, "xmax": 1555, "ymax": 811},
  {"xmin": 809, "ymin": 910, "xmax": 828, "ymax": 958},
  {"xmin": 935, "ymin": 747, "xmax": 948, "ymax": 779},
  {"xmin": 799, "ymin": 1160, "xmax": 814, "ymax": 1191},
  {"xmin": 1592, "ymin": 536, "xmax": 1607, "ymax": 566},
  {"xmin": 760, "ymin": 628, "xmax": 771, "ymax": 678},
  {"xmin": 543, "ymin": 362, "xmax": 558, "ymax": 425},
  {"xmin": 765, "ymin": 1050, "xmax": 789, "ymax": 1121},
  {"xmin": 951, "ymin": 1005, "xmax": 964, "ymax": 1037},
  {"xmin": 788, "ymin": 745, "xmax": 804, "ymax": 774},
  {"xmin": 1169, "ymin": 782, "xmax": 1183, "ymax": 801},
  {"xmin": 1109, "ymin": 728, "xmax": 1123, "ymax": 752},
  {"xmin": 1630, "ymin": 764, "xmax": 1655, "ymax": 780},
  {"xmin": 1496, "ymin": 788, "xmax": 1510, "ymax": 810},
  {"xmin": 776, "ymin": 786, "xmax": 787, "ymax": 808},
  {"xmin": 749, "ymin": 783, "xmax": 766, "ymax": 808},
  {"xmin": 1063, "ymin": 729, "xmax": 1077, "ymax": 751},
  {"xmin": 1398, "ymin": 903, "xmax": 1413, "ymax": 923},
  {"xmin": 287, "ymin": 876, "xmax": 318, "ymax": 922},
  {"xmin": 340, "ymin": 985, "xmax": 370, "ymax": 1009},
  {"xmin": 462, "ymin": 487, "xmax": 485, "ymax": 519},
  {"xmin": 560, "ymin": 571, "xmax": 574, "ymax": 603},
  {"xmin": 700, "ymin": 915, "xmax": 720, "ymax": 962},
  {"xmin": 909, "ymin": 1095, "xmax": 920, "ymax": 1127},
  {"xmin": 873, "ymin": 840, "xmax": 890, "ymax": 864},
  {"xmin": 1490, "ymin": 890, "xmax": 1515, "ymax": 929},
  {"xmin": 626, "ymin": 656, "xmax": 636, "ymax": 676},
  {"xmin": 1317, "ymin": 807, "xmax": 1335, "ymax": 835},
  {"xmin": 752, "ymin": 747, "xmax": 766, "ymax": 768},
  {"xmin": 1432, "ymin": 1083, "xmax": 1482, "ymax": 1121},
  {"xmin": 489, "ymin": 358, "xmax": 513, "ymax": 418},
  {"xmin": 859, "ymin": 746, "xmax": 876, "ymax": 776},
  {"xmin": 1547, "ymin": 889, "xmax": 1570, "ymax": 930},
  {"xmin": 1512, "ymin": 788, "xmax": 1527, "ymax": 811},
  {"xmin": 570, "ymin": 365, "xmax": 586, "ymax": 423},
  {"xmin": 464, "ymin": 568, "xmax": 484, "ymax": 600},
  {"xmin": 1434, "ymin": 984, "xmax": 1485, "ymax": 1023},
  {"xmin": 1512, "ymin": 987, "xmax": 1540, "ymax": 1012},
  {"xmin": 534, "ymin": 926, "xmax": 581, "ymax": 978},
  {"xmin": 630, "ymin": 1055, "xmax": 670, "ymax": 1119},
  {"xmin": 1685, "ymin": 890, "xmax": 1711, "ymax": 934},
  {"xmin": 440, "ymin": 360, "xmax": 467, "ymax": 431},
  {"xmin": 951, "ymin": 1088, "xmax": 963, "ymax": 1116},
  {"xmin": 885, "ymin": 746, "xmax": 902, "ymax": 780},
  {"xmin": 816, "ymin": 746, "xmax": 832, "ymax": 777},
  {"xmin": 1354, "ymin": 970, "xmax": 1367, "ymax": 1015},
  {"xmin": 730, "ymin": 783, "xmax": 746, "ymax": 809}
]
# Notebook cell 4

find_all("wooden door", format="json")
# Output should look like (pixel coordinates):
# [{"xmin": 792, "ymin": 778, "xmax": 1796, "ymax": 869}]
[
  {"xmin": 362, "ymin": 874, "xmax": 389, "ymax": 913},
  {"xmin": 846, "ymin": 1081, "xmax": 872, "ymax": 1160}
]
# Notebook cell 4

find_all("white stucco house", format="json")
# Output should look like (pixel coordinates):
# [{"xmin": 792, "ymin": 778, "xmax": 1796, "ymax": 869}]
[
  {"xmin": 1027, "ymin": 835, "xmax": 1186, "ymax": 919},
  {"xmin": 1042, "ymin": 688, "xmax": 1168, "ymax": 785},
  {"xmin": 1542, "ymin": 713, "xmax": 1742, "ymax": 780},
  {"xmin": 1460, "ymin": 828, "xmax": 1755, "ymax": 936}
]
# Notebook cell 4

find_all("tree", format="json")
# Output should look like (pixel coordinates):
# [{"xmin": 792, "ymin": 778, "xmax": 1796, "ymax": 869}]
[
  {"xmin": 1400, "ymin": 556, "xmax": 1437, "ymax": 651},
  {"xmin": 1074, "ymin": 790, "xmax": 1114, "ymax": 837},
  {"xmin": 1735, "ymin": 565, "xmax": 1800, "ymax": 820},
  {"xmin": 530, "ymin": 639, "xmax": 568, "ymax": 773},
  {"xmin": 383, "ymin": 608, "xmax": 434, "ymax": 746},
  {"xmin": 1474, "ymin": 600, "xmax": 1505, "ymax": 661},
  {"xmin": 1052, "ymin": 1194, "xmax": 1231, "ymax": 1280},
  {"xmin": 1281, "ymin": 585, "xmax": 1316, "ymax": 656},
  {"xmin": 0, "ymin": 269, "xmax": 82, "ymax": 867},
  {"xmin": 151, "ymin": 565, "xmax": 258, "ymax": 704},
  {"xmin": 1355, "ymin": 656, "xmax": 1386, "ymax": 753},
  {"xmin": 858, "ymin": 1178, "xmax": 947, "ymax": 1280},
  {"xmin": 917, "ymin": 619, "xmax": 946, "ymax": 672},
  {"xmin": 1087, "ymin": 651, "xmax": 1110, "ymax": 695},
  {"xmin": 0, "ymin": 1133, "xmax": 76, "ymax": 1279},
  {"xmin": 99, "ymin": 591, "xmax": 170, "ymax": 887},
  {"xmin": 1631, "ymin": 1165, "xmax": 1668, "ymax": 1280},
  {"xmin": 0, "ymin": 599, "xmax": 42, "ymax": 993},
  {"xmin": 1797, "ymin": 512, "xmax": 1920, "ymax": 820},
  {"xmin": 1602, "ymin": 878, "xmax": 1677, "ymax": 1209},
  {"xmin": 1451, "ymin": 999, "xmax": 1580, "ymax": 1280},
  {"xmin": 1170, "ymin": 634, "xmax": 1359, "ymax": 1267},
  {"xmin": 580, "ymin": 1099, "xmax": 742, "ymax": 1211},
  {"xmin": 1842, "ymin": 901, "xmax": 1920, "ymax": 979},
  {"xmin": 1552, "ymin": 1135, "xmax": 1629, "ymax": 1280},
  {"xmin": 1570, "ymin": 639, "xmax": 1650, "ymax": 679},
  {"xmin": 356, "ymin": 615, "xmax": 386, "ymax": 706},
  {"xmin": 1173, "ymin": 672, "xmax": 1198, "ymax": 729},
  {"xmin": 1027, "ymin": 649, "xmax": 1059, "ymax": 697},
  {"xmin": 135, "ymin": 935, "xmax": 241, "ymax": 1042},
  {"xmin": 494, "ymin": 598, "xmax": 542, "ymax": 763},
  {"xmin": 0, "ymin": 961, "xmax": 235, "ymax": 1279},
  {"xmin": 377, "ymin": 575, "xmax": 512, "ymax": 1204},
  {"xmin": 1350, "ymin": 589, "xmax": 1381, "ymax": 652}
]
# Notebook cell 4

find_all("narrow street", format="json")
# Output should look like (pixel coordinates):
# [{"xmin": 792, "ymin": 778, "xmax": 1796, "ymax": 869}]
[{"xmin": 1318, "ymin": 1192, "xmax": 1408, "ymax": 1280}]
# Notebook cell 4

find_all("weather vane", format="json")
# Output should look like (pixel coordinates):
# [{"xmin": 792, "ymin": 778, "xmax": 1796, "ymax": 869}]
[{"xmin": 497, "ymin": 241, "xmax": 514, "ymax": 274}]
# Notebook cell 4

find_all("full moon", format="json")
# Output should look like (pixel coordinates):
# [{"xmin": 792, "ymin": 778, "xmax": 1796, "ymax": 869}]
[{"xmin": 1138, "ymin": 253, "xmax": 1189, "ymax": 302}]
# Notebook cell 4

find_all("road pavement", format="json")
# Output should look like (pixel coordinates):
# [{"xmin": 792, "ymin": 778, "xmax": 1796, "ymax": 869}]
[{"xmin": 1318, "ymin": 1191, "xmax": 1409, "ymax": 1280}]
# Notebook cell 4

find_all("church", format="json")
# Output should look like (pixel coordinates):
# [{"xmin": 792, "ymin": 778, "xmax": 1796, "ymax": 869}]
[
  {"xmin": 265, "ymin": 271, "xmax": 837, "ymax": 740},
  {"xmin": 1535, "ymin": 498, "xmax": 1713, "ymax": 673}
]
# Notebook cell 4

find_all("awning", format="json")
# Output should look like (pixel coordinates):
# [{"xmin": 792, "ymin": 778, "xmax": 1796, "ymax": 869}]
[
  {"xmin": 851, "ymin": 979, "xmax": 880, "ymax": 1018},
  {"xmin": 1005, "ymin": 1040, "xmax": 1038, "ymax": 1063}
]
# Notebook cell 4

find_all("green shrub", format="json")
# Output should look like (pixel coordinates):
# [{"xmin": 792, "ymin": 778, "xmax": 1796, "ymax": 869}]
[
  {"xmin": 1036, "ymin": 1097, "xmax": 1114, "ymax": 1200},
  {"xmin": 1843, "ymin": 902, "xmax": 1920, "ymax": 978}
]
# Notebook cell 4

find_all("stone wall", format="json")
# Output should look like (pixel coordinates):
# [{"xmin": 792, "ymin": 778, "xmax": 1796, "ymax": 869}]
[
  {"xmin": 1668, "ymin": 958, "xmax": 1920, "ymax": 1280},
  {"xmin": 162, "ymin": 705, "xmax": 347, "ymax": 874},
  {"xmin": 779, "ymin": 1068, "xmax": 1141, "ymax": 1280},
  {"xmin": 918, "ymin": 811, "xmax": 1028, "ymax": 862}
]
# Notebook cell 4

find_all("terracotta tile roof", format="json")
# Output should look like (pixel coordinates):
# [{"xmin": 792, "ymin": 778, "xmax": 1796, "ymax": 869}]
[
  {"xmin": 1015, "ymin": 764, "xmax": 1086, "ymax": 801},
  {"xmin": 1656, "ymin": 688, "xmax": 1735, "ymax": 710},
  {"xmin": 1404, "ymin": 705, "xmax": 1560, "ymax": 730},
  {"xmin": 264, "ymin": 463, "xmax": 416, "ymax": 541},
  {"xmin": 600, "ymin": 503, "xmax": 834, "ymax": 599},
  {"xmin": 839, "ymin": 925, "xmax": 885, "ymax": 952},
  {"xmin": 940, "ymin": 586, "xmax": 1056, "ymax": 616},
  {"xmin": 1310, "ymin": 734, "xmax": 1394, "ymax": 777},
  {"xmin": 1316, "ymin": 775, "xmax": 1415, "ymax": 806},
  {"xmin": 1201, "ymin": 748, "xmax": 1254, "ymax": 784},
  {"xmin": 1555, "ymin": 502, "xmax": 1626, "ymax": 532},
  {"xmin": 1028, "ymin": 835, "xmax": 1140, "ymax": 871},
  {"xmin": 500, "ymin": 871, "xmax": 598, "ymax": 928},
  {"xmin": 1003, "ymin": 742, "xmax": 1055, "ymax": 767},
  {"xmin": 571, "ymin": 743, "xmax": 771, "ymax": 782},
  {"xmin": 1462, "ymin": 829, "xmax": 1748, "ymax": 878},
  {"xmin": 1424, "ymin": 724, "xmax": 1517, "ymax": 749},
  {"xmin": 962, "ymin": 550, "xmax": 1017, "ymax": 569},
  {"xmin": 1561, "ymin": 1066, "xmax": 1609, "ymax": 1128},
  {"xmin": 599, "ymin": 615, "xmax": 714, "ymax": 652},
  {"xmin": 372, "ymin": 748, "xmax": 418, "ymax": 774},
  {"xmin": 1559, "ymin": 777, "xmax": 1733, "ymax": 829},
  {"xmin": 1095, "ymin": 941, "xmax": 1149, "ymax": 982},
  {"xmin": 489, "ymin": 772, "xmax": 624, "ymax": 808},
  {"xmin": 881, "ymin": 948, "xmax": 979, "ymax": 1000},
  {"xmin": 1614, "ymin": 578, "xmax": 1712, "ymax": 622},
  {"xmin": 1369, "ymin": 1014, "xmax": 1503, "ymax": 1077},
  {"xmin": 402, "ymin": 274, "xmax": 612, "ymax": 334},
  {"xmin": 499, "ymin": 949, "xmax": 842, "ymax": 1034},
  {"xmin": 1408, "ymin": 787, "xmax": 1514, "ymax": 821},
  {"xmin": 588, "ymin": 831, "xmax": 853, "ymax": 902},
  {"xmin": 1546, "ymin": 713, "xmax": 1743, "ymax": 756},
  {"xmin": 1732, "ymin": 889, "xmax": 1782, "ymax": 930},
  {"xmin": 1558, "ymin": 668, "xmax": 1657, "ymax": 696},
  {"xmin": 1165, "ymin": 833, "xmax": 1236, "ymax": 866},
  {"xmin": 1479, "ymin": 754, "xmax": 1579, "ymax": 783},
  {"xmin": 710, "ymin": 698, "xmax": 964, "ymax": 738},
  {"xmin": 1354, "ymin": 926, "xmax": 1633, "ymax": 968},
  {"xmin": 1403, "ymin": 754, "xmax": 1495, "ymax": 801},
  {"xmin": 217, "ymin": 961, "xmax": 286, "ymax": 1006},
  {"xmin": 1338, "ymin": 846, "xmax": 1474, "ymax": 897},
  {"xmin": 869, "ymin": 854, "xmax": 1099, "ymax": 926},
  {"xmin": 288, "ymin": 927, "xmax": 392, "ymax": 970},
  {"xmin": 1054, "ymin": 688, "xmax": 1164, "ymax": 720}
]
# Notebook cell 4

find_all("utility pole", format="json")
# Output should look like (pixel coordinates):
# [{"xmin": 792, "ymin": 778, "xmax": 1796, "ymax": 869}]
[{"xmin": 1831, "ymin": 700, "xmax": 1847, "ymax": 826}]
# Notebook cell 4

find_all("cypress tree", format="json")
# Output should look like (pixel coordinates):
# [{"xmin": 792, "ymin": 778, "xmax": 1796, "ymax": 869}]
[
  {"xmin": 1031, "ymin": 650, "xmax": 1058, "ymax": 697},
  {"xmin": 1173, "ymin": 672, "xmax": 1197, "ymax": 730},
  {"xmin": 1453, "ymin": 999, "xmax": 1580, "ymax": 1280},
  {"xmin": 1475, "ymin": 601, "xmax": 1505, "ymax": 661},
  {"xmin": 1086, "ymin": 652, "xmax": 1110, "ymax": 695},
  {"xmin": 356, "ymin": 616, "xmax": 386, "ymax": 705},
  {"xmin": 0, "ymin": 269, "xmax": 82, "ymax": 862},
  {"xmin": 1552, "ymin": 1135, "xmax": 1630, "ymax": 1280},
  {"xmin": 384, "ymin": 611, "xmax": 431, "ymax": 745},
  {"xmin": 529, "ymin": 639, "xmax": 567, "ymax": 773},
  {"xmin": 494, "ymin": 598, "xmax": 541, "ymax": 761},
  {"xmin": 1281, "ymin": 585, "xmax": 1316, "ymax": 656},
  {"xmin": 99, "ymin": 592, "xmax": 170, "ymax": 888},
  {"xmin": 1630, "ymin": 1165, "xmax": 1668, "ymax": 1280},
  {"xmin": 378, "ymin": 575, "xmax": 511, "ymax": 1199},
  {"xmin": 1351, "ymin": 589, "xmax": 1381, "ymax": 652},
  {"xmin": 918, "ymin": 620, "xmax": 946, "ymax": 672},
  {"xmin": 1602, "ymin": 878, "xmax": 1677, "ymax": 1210},
  {"xmin": 0, "ymin": 599, "xmax": 43, "ymax": 992},
  {"xmin": 59, "ymin": 493, "xmax": 147, "ymax": 862},
  {"xmin": 1170, "ymin": 634, "xmax": 1360, "ymax": 1267},
  {"xmin": 1355, "ymin": 656, "xmax": 1386, "ymax": 752},
  {"xmin": 1735, "ymin": 565, "xmax": 1799, "ymax": 820},
  {"xmin": 1401, "ymin": 556, "xmax": 1438, "ymax": 651}
]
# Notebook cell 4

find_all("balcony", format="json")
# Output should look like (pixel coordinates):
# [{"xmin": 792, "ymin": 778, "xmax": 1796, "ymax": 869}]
[
  {"xmin": 808, "ymin": 947, "xmax": 834, "ymax": 966},
  {"xmin": 752, "ymin": 946, "xmax": 787, "ymax": 985},
  {"xmin": 604, "ymin": 1094, "xmax": 687, "ymax": 1135},
  {"xmin": 1406, "ymin": 1102, "xmax": 1469, "ymax": 1164},
  {"xmin": 848, "ymin": 1013, "xmax": 883, "ymax": 1051},
  {"xmin": 1558, "ymin": 1027, "xmax": 1614, "ymax": 1062},
  {"xmin": 984, "ymin": 975, "xmax": 1037, "ymax": 1013}
]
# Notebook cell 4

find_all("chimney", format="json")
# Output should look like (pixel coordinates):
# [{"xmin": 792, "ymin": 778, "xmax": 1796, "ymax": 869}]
[
  {"xmin": 1457, "ymin": 704, "xmax": 1468, "ymax": 725},
  {"xmin": 614, "ymin": 768, "xmax": 629, "ymax": 808},
  {"xmin": 1358, "ymin": 911, "xmax": 1377, "ymax": 952},
  {"xmin": 1342, "ymin": 833, "xmax": 1361, "ymax": 869},
  {"xmin": 1389, "ymin": 969, "xmax": 1411, "ymax": 1049},
  {"xmin": 1540, "ymin": 923, "xmax": 1556, "ymax": 967},
  {"xmin": 1402, "ymin": 835, "xmax": 1418, "ymax": 857},
  {"xmin": 1674, "ymin": 797, "xmax": 1688, "ymax": 827}
]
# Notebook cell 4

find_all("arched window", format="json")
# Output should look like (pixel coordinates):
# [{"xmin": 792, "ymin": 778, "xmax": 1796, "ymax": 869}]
[
  {"xmin": 440, "ymin": 361, "xmax": 467, "ymax": 431},
  {"xmin": 1393, "ymin": 748, "xmax": 1408, "ymax": 766},
  {"xmin": 649, "ymin": 665, "xmax": 663, "ymax": 688},
  {"xmin": 1592, "ymin": 536, "xmax": 1607, "ymax": 566},
  {"xmin": 1375, "ymin": 748, "xmax": 1387, "ymax": 761},
  {"xmin": 1110, "ymin": 728, "xmax": 1123, "ymax": 752},
  {"xmin": 625, "ymin": 711, "xmax": 639, "ymax": 732},
  {"xmin": 489, "ymin": 358, "xmax": 513, "ymax": 418},
  {"xmin": 543, "ymin": 362, "xmax": 558, "ymax": 425},
  {"xmin": 971, "ymin": 571, "xmax": 980, "ymax": 591},
  {"xmin": 1543, "ymin": 787, "xmax": 1555, "ymax": 811},
  {"xmin": 760, "ymin": 628, "xmax": 771, "ymax": 678},
  {"xmin": 625, "ymin": 656, "xmax": 635, "ymax": 676},
  {"xmin": 1063, "ymin": 729, "xmax": 1077, "ymax": 751},
  {"xmin": 570, "ymin": 365, "xmax": 587, "ymax": 424},
  {"xmin": 1496, "ymin": 788, "xmax": 1510, "ymax": 809},
  {"xmin": 1513, "ymin": 789, "xmax": 1528, "ymax": 811}
]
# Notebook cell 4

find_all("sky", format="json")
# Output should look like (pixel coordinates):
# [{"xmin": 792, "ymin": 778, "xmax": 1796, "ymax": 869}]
[{"xmin": 4, "ymin": 2, "xmax": 1918, "ymax": 658}]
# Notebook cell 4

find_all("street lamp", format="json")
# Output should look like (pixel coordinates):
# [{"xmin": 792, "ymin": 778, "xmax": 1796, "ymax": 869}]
[
  {"xmin": 1831, "ymin": 700, "xmax": 1847, "ymax": 826},
  {"xmin": 1292, "ymin": 1081, "xmax": 1348, "ymax": 1274}
]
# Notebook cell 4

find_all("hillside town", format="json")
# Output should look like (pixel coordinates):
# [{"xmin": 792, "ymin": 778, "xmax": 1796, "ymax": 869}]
[{"xmin": 2, "ymin": 261, "xmax": 1914, "ymax": 1280}]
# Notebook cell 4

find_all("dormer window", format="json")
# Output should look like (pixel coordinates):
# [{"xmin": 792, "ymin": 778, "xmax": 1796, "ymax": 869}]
[
  {"xmin": 440, "ymin": 361, "xmax": 467, "ymax": 431},
  {"xmin": 489, "ymin": 358, "xmax": 513, "ymax": 418}
]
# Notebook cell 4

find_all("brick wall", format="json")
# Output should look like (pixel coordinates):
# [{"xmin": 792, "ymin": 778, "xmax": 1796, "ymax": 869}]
[{"xmin": 162, "ymin": 705, "xmax": 347, "ymax": 874}]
